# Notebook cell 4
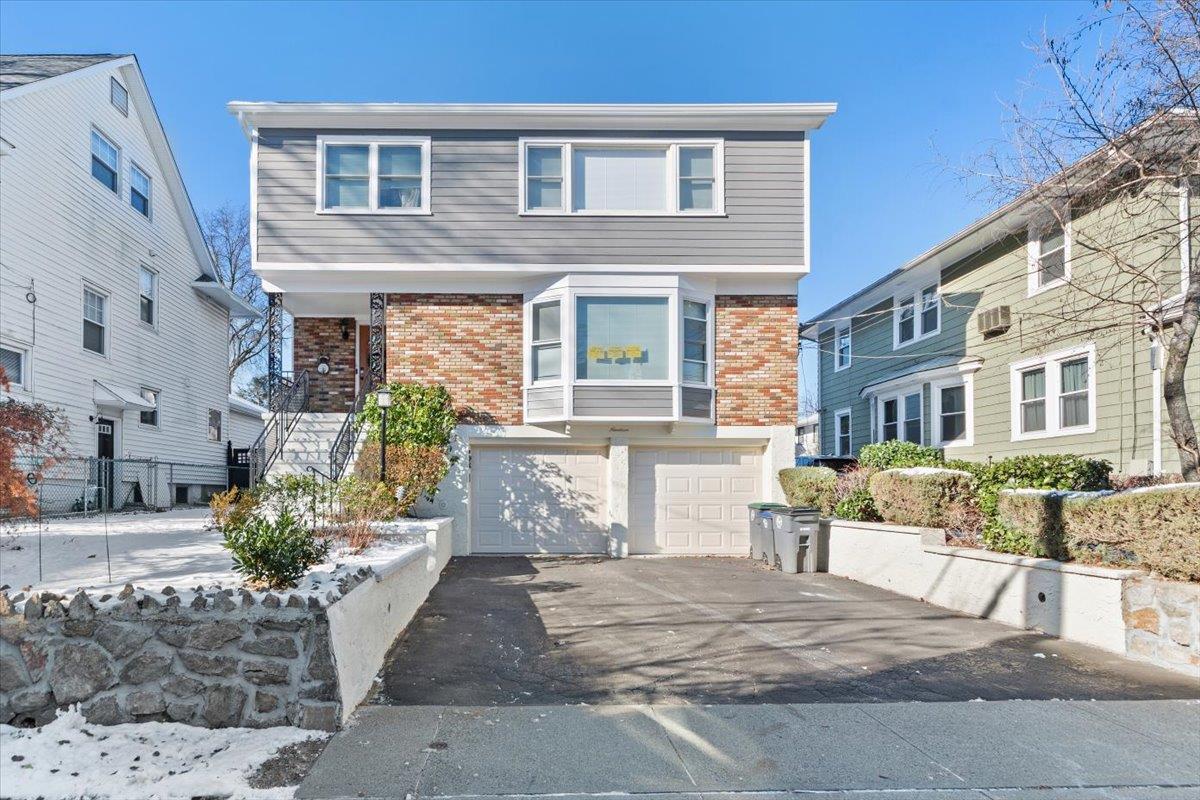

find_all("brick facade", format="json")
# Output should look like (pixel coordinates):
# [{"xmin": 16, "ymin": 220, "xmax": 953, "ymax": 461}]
[
  {"xmin": 714, "ymin": 295, "xmax": 797, "ymax": 426},
  {"xmin": 293, "ymin": 317, "xmax": 358, "ymax": 413},
  {"xmin": 385, "ymin": 294, "xmax": 523, "ymax": 425}
]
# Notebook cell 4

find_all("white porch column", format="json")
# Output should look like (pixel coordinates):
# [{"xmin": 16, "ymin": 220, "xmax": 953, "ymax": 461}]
[{"xmin": 607, "ymin": 436, "xmax": 630, "ymax": 558}]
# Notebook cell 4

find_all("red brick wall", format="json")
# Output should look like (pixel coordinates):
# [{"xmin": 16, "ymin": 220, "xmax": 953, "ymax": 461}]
[
  {"xmin": 385, "ymin": 294, "xmax": 523, "ymax": 425},
  {"xmin": 293, "ymin": 317, "xmax": 357, "ymax": 413},
  {"xmin": 715, "ymin": 295, "xmax": 797, "ymax": 426}
]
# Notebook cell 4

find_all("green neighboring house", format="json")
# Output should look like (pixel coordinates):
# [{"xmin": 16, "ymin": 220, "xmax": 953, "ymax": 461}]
[{"xmin": 802, "ymin": 173, "xmax": 1198, "ymax": 476}]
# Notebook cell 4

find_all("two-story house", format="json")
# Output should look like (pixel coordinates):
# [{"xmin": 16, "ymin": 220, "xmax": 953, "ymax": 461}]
[
  {"xmin": 1, "ymin": 55, "xmax": 258, "ymax": 509},
  {"xmin": 803, "ymin": 143, "xmax": 1197, "ymax": 476},
  {"xmin": 228, "ymin": 101, "xmax": 836, "ymax": 556}
]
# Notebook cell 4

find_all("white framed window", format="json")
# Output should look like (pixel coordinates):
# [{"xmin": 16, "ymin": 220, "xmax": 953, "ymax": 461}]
[
  {"xmin": 315, "ymin": 136, "xmax": 431, "ymax": 214},
  {"xmin": 518, "ymin": 138, "xmax": 725, "ymax": 216},
  {"xmin": 139, "ymin": 265, "xmax": 158, "ymax": 326},
  {"xmin": 576, "ymin": 295, "xmax": 671, "ymax": 381},
  {"xmin": 530, "ymin": 299, "xmax": 562, "ymax": 383},
  {"xmin": 682, "ymin": 299, "xmax": 709, "ymax": 384},
  {"xmin": 931, "ymin": 375, "xmax": 974, "ymax": 447},
  {"xmin": 1, "ymin": 343, "xmax": 29, "ymax": 390},
  {"xmin": 207, "ymin": 409, "xmax": 222, "ymax": 442},
  {"xmin": 1009, "ymin": 343, "xmax": 1096, "ymax": 440},
  {"xmin": 90, "ymin": 129, "xmax": 119, "ymax": 193},
  {"xmin": 893, "ymin": 283, "xmax": 940, "ymax": 349},
  {"xmin": 834, "ymin": 324, "xmax": 851, "ymax": 371},
  {"xmin": 877, "ymin": 389, "xmax": 923, "ymax": 444},
  {"xmin": 1027, "ymin": 216, "xmax": 1070, "ymax": 295},
  {"xmin": 83, "ymin": 285, "xmax": 108, "ymax": 355},
  {"xmin": 130, "ymin": 163, "xmax": 151, "ymax": 217},
  {"xmin": 139, "ymin": 388, "xmax": 159, "ymax": 427},
  {"xmin": 834, "ymin": 408, "xmax": 852, "ymax": 457},
  {"xmin": 110, "ymin": 77, "xmax": 128, "ymax": 115}
]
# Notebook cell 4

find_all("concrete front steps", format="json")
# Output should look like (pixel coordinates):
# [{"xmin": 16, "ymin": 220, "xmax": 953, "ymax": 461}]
[{"xmin": 267, "ymin": 412, "xmax": 362, "ymax": 479}]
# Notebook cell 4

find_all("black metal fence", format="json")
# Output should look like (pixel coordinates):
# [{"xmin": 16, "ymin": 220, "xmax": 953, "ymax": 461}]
[{"xmin": 8, "ymin": 456, "xmax": 239, "ymax": 522}]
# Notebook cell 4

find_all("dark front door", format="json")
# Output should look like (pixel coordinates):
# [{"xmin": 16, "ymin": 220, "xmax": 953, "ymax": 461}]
[{"xmin": 96, "ymin": 417, "xmax": 115, "ymax": 510}]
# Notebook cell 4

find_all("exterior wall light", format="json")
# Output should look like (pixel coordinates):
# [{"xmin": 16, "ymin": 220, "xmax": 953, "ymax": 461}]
[{"xmin": 316, "ymin": 356, "xmax": 330, "ymax": 375}]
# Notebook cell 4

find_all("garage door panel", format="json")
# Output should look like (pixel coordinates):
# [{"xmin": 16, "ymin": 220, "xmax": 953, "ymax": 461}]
[
  {"xmin": 631, "ymin": 446, "xmax": 763, "ymax": 555},
  {"xmin": 471, "ymin": 446, "xmax": 608, "ymax": 554}
]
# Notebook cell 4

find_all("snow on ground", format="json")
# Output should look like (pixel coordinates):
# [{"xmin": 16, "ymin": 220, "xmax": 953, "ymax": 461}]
[
  {"xmin": 0, "ymin": 705, "xmax": 329, "ymax": 800},
  {"xmin": 0, "ymin": 507, "xmax": 423, "ymax": 604}
]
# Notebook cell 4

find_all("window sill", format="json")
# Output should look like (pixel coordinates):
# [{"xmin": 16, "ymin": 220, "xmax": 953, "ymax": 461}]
[
  {"xmin": 1010, "ymin": 424, "xmax": 1096, "ymax": 442},
  {"xmin": 517, "ymin": 210, "xmax": 727, "ymax": 218},
  {"xmin": 892, "ymin": 329, "xmax": 941, "ymax": 351},
  {"xmin": 833, "ymin": 363, "xmax": 851, "ymax": 372},
  {"xmin": 1027, "ymin": 277, "xmax": 1069, "ymax": 298},
  {"xmin": 315, "ymin": 208, "xmax": 432, "ymax": 216}
]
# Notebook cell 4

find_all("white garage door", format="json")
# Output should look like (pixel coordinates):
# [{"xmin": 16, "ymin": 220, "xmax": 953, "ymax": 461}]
[
  {"xmin": 471, "ymin": 446, "xmax": 609, "ymax": 554},
  {"xmin": 630, "ymin": 446, "xmax": 763, "ymax": 555}
]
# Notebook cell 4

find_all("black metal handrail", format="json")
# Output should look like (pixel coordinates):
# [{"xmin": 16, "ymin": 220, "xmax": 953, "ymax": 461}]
[
  {"xmin": 247, "ymin": 369, "xmax": 310, "ymax": 484},
  {"xmin": 328, "ymin": 371, "xmax": 376, "ymax": 481}
]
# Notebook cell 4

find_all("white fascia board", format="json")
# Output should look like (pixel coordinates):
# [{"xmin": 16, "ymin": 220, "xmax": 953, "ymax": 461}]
[
  {"xmin": 191, "ymin": 280, "xmax": 262, "ymax": 318},
  {"xmin": 226, "ymin": 102, "xmax": 838, "ymax": 138}
]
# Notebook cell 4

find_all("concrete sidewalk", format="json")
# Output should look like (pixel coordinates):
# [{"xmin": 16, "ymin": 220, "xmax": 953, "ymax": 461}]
[{"xmin": 296, "ymin": 699, "xmax": 1200, "ymax": 799}]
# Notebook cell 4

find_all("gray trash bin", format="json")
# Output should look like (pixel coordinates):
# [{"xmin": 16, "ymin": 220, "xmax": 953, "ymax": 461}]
[
  {"xmin": 772, "ymin": 507, "xmax": 821, "ymax": 573},
  {"xmin": 747, "ymin": 502, "xmax": 786, "ymax": 560}
]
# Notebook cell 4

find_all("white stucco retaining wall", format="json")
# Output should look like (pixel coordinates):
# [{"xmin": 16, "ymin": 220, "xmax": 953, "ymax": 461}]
[
  {"xmin": 324, "ymin": 517, "xmax": 453, "ymax": 723},
  {"xmin": 824, "ymin": 520, "xmax": 1142, "ymax": 654}
]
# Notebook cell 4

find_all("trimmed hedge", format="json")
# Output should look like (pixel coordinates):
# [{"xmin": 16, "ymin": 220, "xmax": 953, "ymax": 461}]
[
  {"xmin": 1064, "ymin": 484, "xmax": 1200, "ymax": 581},
  {"xmin": 778, "ymin": 466, "xmax": 837, "ymax": 515},
  {"xmin": 833, "ymin": 466, "xmax": 880, "ymax": 521},
  {"xmin": 858, "ymin": 441, "xmax": 944, "ymax": 470},
  {"xmin": 868, "ymin": 468, "xmax": 976, "ymax": 529},
  {"xmin": 993, "ymin": 489, "xmax": 1114, "ymax": 560}
]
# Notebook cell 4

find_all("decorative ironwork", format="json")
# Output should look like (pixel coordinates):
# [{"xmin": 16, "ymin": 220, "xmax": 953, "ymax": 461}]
[
  {"xmin": 247, "ymin": 370, "xmax": 310, "ymax": 485},
  {"xmin": 267, "ymin": 292, "xmax": 283, "ymax": 411},
  {"xmin": 328, "ymin": 370, "xmax": 375, "ymax": 481},
  {"xmin": 369, "ymin": 292, "xmax": 386, "ymax": 387}
]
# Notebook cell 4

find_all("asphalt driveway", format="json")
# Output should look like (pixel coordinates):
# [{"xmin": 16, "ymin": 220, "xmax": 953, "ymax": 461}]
[{"xmin": 299, "ymin": 557, "xmax": 1200, "ymax": 799}]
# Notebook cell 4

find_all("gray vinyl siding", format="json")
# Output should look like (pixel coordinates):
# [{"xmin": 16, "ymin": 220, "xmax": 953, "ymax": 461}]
[
  {"xmin": 573, "ymin": 386, "xmax": 673, "ymax": 417},
  {"xmin": 817, "ymin": 196, "xmax": 1200, "ymax": 475},
  {"xmin": 681, "ymin": 386, "xmax": 714, "ymax": 418},
  {"xmin": 525, "ymin": 385, "xmax": 564, "ymax": 419},
  {"xmin": 255, "ymin": 129, "xmax": 805, "ymax": 265}
]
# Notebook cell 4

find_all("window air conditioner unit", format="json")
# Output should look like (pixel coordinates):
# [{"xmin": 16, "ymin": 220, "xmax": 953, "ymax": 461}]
[{"xmin": 977, "ymin": 305, "xmax": 1011, "ymax": 336}]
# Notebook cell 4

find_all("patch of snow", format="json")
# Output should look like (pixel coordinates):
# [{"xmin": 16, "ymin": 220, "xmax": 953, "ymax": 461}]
[
  {"xmin": 886, "ymin": 467, "xmax": 973, "ymax": 477},
  {"xmin": 0, "ymin": 705, "xmax": 328, "ymax": 800},
  {"xmin": 1123, "ymin": 481, "xmax": 1200, "ymax": 496},
  {"xmin": 0, "ymin": 506, "xmax": 425, "ymax": 610},
  {"xmin": 1001, "ymin": 487, "xmax": 1115, "ymax": 500}
]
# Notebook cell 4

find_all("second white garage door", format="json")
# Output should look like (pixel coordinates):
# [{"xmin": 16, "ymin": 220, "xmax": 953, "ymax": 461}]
[
  {"xmin": 630, "ymin": 446, "xmax": 763, "ymax": 555},
  {"xmin": 471, "ymin": 446, "xmax": 609, "ymax": 554}
]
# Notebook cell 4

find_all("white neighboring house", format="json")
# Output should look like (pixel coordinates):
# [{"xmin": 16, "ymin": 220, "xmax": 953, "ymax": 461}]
[
  {"xmin": 795, "ymin": 413, "xmax": 819, "ymax": 458},
  {"xmin": 227, "ymin": 394, "xmax": 266, "ymax": 450},
  {"xmin": 0, "ymin": 54, "xmax": 258, "ymax": 508}
]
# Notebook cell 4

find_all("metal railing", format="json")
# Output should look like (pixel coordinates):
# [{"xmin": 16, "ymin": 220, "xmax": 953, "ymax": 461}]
[
  {"xmin": 329, "ymin": 371, "xmax": 375, "ymax": 481},
  {"xmin": 247, "ymin": 370, "xmax": 310, "ymax": 486}
]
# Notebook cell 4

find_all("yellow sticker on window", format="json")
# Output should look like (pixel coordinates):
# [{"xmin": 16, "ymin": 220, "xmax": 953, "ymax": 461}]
[
  {"xmin": 605, "ymin": 346, "xmax": 625, "ymax": 359},
  {"xmin": 624, "ymin": 345, "xmax": 643, "ymax": 359},
  {"xmin": 587, "ymin": 346, "xmax": 604, "ymax": 360}
]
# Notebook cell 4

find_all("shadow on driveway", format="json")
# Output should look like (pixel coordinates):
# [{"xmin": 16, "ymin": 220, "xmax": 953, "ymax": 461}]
[{"xmin": 375, "ymin": 556, "xmax": 1200, "ymax": 707}]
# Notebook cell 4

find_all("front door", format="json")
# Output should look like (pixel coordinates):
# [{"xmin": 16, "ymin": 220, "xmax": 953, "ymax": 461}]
[{"xmin": 95, "ymin": 417, "xmax": 115, "ymax": 510}]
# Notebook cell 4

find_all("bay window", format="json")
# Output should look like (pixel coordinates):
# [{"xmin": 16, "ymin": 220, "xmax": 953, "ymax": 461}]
[
  {"xmin": 1010, "ymin": 344, "xmax": 1095, "ymax": 440},
  {"xmin": 878, "ymin": 389, "xmax": 922, "ymax": 444},
  {"xmin": 575, "ymin": 297, "xmax": 669, "ymax": 381},
  {"xmin": 531, "ymin": 300, "xmax": 562, "ymax": 382},
  {"xmin": 520, "ymin": 139, "xmax": 724, "ymax": 215},
  {"xmin": 317, "ymin": 136, "xmax": 430, "ymax": 214},
  {"xmin": 931, "ymin": 377, "xmax": 973, "ymax": 447},
  {"xmin": 682, "ymin": 300, "xmax": 708, "ymax": 383}
]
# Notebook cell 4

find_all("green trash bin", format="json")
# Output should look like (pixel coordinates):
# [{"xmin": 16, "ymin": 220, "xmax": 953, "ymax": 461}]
[
  {"xmin": 747, "ymin": 502, "xmax": 787, "ymax": 561},
  {"xmin": 772, "ymin": 507, "xmax": 821, "ymax": 573}
]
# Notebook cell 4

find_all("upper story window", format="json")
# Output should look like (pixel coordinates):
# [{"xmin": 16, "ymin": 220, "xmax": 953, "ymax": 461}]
[
  {"xmin": 91, "ymin": 129, "xmax": 119, "ymax": 193},
  {"xmin": 893, "ymin": 283, "xmax": 940, "ymax": 348},
  {"xmin": 139, "ymin": 266, "xmax": 157, "ymax": 326},
  {"xmin": 130, "ymin": 163, "xmax": 151, "ymax": 217},
  {"xmin": 139, "ymin": 388, "xmax": 159, "ymax": 426},
  {"xmin": 1010, "ymin": 343, "xmax": 1095, "ymax": 440},
  {"xmin": 834, "ymin": 324, "xmax": 851, "ymax": 371},
  {"xmin": 316, "ymin": 136, "xmax": 431, "ymax": 215},
  {"xmin": 576, "ymin": 296, "xmax": 669, "ymax": 381},
  {"xmin": 531, "ymin": 300, "xmax": 562, "ymax": 383},
  {"xmin": 682, "ymin": 300, "xmax": 709, "ymax": 384},
  {"xmin": 83, "ymin": 286, "xmax": 108, "ymax": 355},
  {"xmin": 1028, "ymin": 216, "xmax": 1070, "ymax": 294},
  {"xmin": 1, "ymin": 343, "xmax": 27, "ymax": 390},
  {"xmin": 110, "ymin": 78, "xmax": 128, "ymax": 115},
  {"xmin": 519, "ymin": 139, "xmax": 724, "ymax": 216}
]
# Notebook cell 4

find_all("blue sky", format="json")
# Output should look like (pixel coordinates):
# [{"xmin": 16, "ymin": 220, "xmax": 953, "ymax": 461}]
[{"xmin": 3, "ymin": 0, "xmax": 1088, "ymax": 371}]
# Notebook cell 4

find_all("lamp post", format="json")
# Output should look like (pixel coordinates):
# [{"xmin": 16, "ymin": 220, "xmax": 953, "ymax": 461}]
[{"xmin": 376, "ymin": 387, "xmax": 392, "ymax": 483}]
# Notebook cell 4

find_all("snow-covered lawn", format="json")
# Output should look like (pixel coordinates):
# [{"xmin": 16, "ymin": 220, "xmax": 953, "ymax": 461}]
[
  {"xmin": 0, "ymin": 706, "xmax": 329, "ymax": 800},
  {"xmin": 0, "ymin": 507, "xmax": 422, "ymax": 601}
]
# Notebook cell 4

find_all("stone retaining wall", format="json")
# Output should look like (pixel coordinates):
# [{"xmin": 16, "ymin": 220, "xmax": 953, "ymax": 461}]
[
  {"xmin": 1123, "ymin": 577, "xmax": 1200, "ymax": 673},
  {"xmin": 0, "ymin": 517, "xmax": 454, "ymax": 730}
]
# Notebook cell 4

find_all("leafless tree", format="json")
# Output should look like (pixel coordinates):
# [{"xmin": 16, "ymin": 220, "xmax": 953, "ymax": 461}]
[
  {"xmin": 972, "ymin": 0, "xmax": 1199, "ymax": 479},
  {"xmin": 202, "ymin": 202, "xmax": 270, "ymax": 384}
]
